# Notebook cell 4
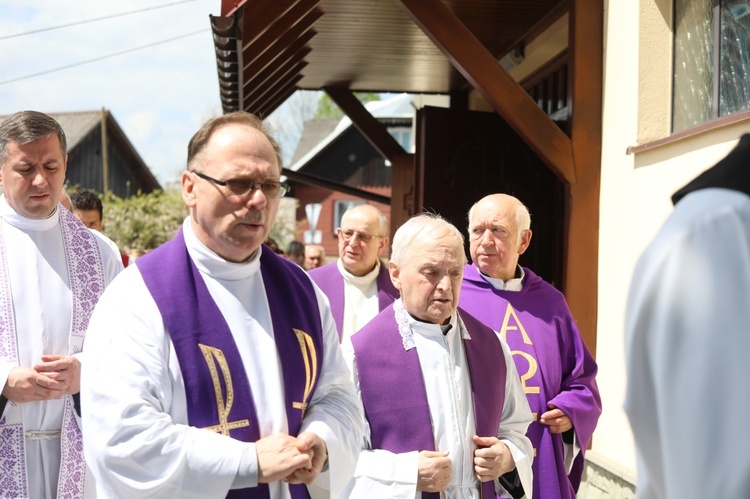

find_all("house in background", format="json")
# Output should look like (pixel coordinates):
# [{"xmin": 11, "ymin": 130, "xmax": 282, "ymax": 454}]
[
  {"xmin": 286, "ymin": 93, "xmax": 447, "ymax": 260},
  {"xmin": 1, "ymin": 109, "xmax": 161, "ymax": 198}
]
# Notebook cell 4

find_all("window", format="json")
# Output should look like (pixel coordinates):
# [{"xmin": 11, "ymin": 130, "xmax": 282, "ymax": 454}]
[
  {"xmin": 333, "ymin": 200, "xmax": 364, "ymax": 235},
  {"xmin": 389, "ymin": 127, "xmax": 413, "ymax": 152},
  {"xmin": 673, "ymin": 0, "xmax": 750, "ymax": 132}
]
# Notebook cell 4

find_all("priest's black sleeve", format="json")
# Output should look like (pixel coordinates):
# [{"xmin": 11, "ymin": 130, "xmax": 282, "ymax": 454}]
[
  {"xmin": 0, "ymin": 394, "xmax": 7, "ymax": 417},
  {"xmin": 498, "ymin": 468, "xmax": 525, "ymax": 499},
  {"xmin": 72, "ymin": 393, "xmax": 81, "ymax": 417}
]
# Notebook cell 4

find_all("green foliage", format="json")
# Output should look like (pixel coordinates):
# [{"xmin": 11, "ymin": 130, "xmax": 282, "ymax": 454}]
[
  {"xmin": 103, "ymin": 189, "xmax": 188, "ymax": 251},
  {"xmin": 314, "ymin": 92, "xmax": 381, "ymax": 119}
]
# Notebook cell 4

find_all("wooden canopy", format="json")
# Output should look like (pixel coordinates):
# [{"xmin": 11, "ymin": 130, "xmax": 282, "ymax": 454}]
[{"xmin": 211, "ymin": 0, "xmax": 603, "ymax": 354}]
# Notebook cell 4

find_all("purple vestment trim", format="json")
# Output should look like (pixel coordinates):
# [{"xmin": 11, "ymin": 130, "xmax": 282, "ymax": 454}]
[
  {"xmin": 460, "ymin": 264, "xmax": 602, "ymax": 499},
  {"xmin": 0, "ymin": 205, "xmax": 105, "ymax": 498},
  {"xmin": 137, "ymin": 229, "xmax": 322, "ymax": 499},
  {"xmin": 351, "ymin": 301, "xmax": 507, "ymax": 499},
  {"xmin": 308, "ymin": 261, "xmax": 398, "ymax": 340}
]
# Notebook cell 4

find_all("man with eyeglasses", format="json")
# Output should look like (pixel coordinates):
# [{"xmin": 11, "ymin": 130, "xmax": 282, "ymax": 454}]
[
  {"xmin": 458, "ymin": 194, "xmax": 601, "ymax": 499},
  {"xmin": 81, "ymin": 112, "xmax": 363, "ymax": 499},
  {"xmin": 308, "ymin": 204, "xmax": 398, "ymax": 342}
]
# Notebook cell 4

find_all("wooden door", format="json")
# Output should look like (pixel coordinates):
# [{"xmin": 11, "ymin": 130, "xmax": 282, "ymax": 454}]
[{"xmin": 415, "ymin": 106, "xmax": 566, "ymax": 290}]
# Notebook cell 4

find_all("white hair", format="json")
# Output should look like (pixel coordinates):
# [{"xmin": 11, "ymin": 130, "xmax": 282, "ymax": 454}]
[{"xmin": 390, "ymin": 213, "xmax": 466, "ymax": 267}]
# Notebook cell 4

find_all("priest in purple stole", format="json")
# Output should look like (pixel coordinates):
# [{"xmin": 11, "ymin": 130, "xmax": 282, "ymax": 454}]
[
  {"xmin": 459, "ymin": 194, "xmax": 602, "ymax": 499},
  {"xmin": 309, "ymin": 204, "xmax": 398, "ymax": 342},
  {"xmin": 342, "ymin": 213, "xmax": 534, "ymax": 499},
  {"xmin": 81, "ymin": 113, "xmax": 363, "ymax": 499}
]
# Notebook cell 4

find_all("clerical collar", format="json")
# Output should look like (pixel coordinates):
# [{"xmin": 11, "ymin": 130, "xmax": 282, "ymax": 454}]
[
  {"xmin": 479, "ymin": 265, "xmax": 525, "ymax": 292},
  {"xmin": 182, "ymin": 217, "xmax": 261, "ymax": 281},
  {"xmin": 338, "ymin": 258, "xmax": 380, "ymax": 287},
  {"xmin": 0, "ymin": 194, "xmax": 59, "ymax": 232},
  {"xmin": 408, "ymin": 310, "xmax": 458, "ymax": 339}
]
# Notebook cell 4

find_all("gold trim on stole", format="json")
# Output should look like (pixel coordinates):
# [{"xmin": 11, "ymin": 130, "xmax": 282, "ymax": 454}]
[
  {"xmin": 292, "ymin": 328, "xmax": 317, "ymax": 416},
  {"xmin": 198, "ymin": 343, "xmax": 251, "ymax": 436}
]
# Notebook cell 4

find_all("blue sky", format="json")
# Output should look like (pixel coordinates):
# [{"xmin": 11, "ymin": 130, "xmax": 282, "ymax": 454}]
[{"xmin": 0, "ymin": 0, "xmax": 222, "ymax": 186}]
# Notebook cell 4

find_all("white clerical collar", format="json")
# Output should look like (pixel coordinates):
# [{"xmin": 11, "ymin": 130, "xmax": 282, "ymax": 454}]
[
  {"xmin": 0, "ymin": 194, "xmax": 59, "ymax": 232},
  {"xmin": 338, "ymin": 258, "xmax": 380, "ymax": 287},
  {"xmin": 182, "ymin": 217, "xmax": 261, "ymax": 281},
  {"xmin": 479, "ymin": 265, "xmax": 525, "ymax": 292},
  {"xmin": 395, "ymin": 298, "xmax": 469, "ymax": 350}
]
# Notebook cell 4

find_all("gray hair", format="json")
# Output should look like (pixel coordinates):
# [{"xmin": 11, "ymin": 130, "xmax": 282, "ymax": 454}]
[
  {"xmin": 0, "ymin": 111, "xmax": 67, "ymax": 165},
  {"xmin": 390, "ymin": 213, "xmax": 466, "ymax": 267},
  {"xmin": 467, "ymin": 198, "xmax": 531, "ymax": 245}
]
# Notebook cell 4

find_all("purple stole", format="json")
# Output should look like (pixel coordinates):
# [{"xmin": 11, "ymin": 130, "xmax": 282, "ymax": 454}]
[
  {"xmin": 308, "ymin": 261, "xmax": 398, "ymax": 340},
  {"xmin": 351, "ymin": 302, "xmax": 507, "ymax": 499},
  {"xmin": 137, "ymin": 229, "xmax": 323, "ymax": 499},
  {"xmin": 460, "ymin": 264, "xmax": 602, "ymax": 499},
  {"xmin": 0, "ymin": 205, "xmax": 105, "ymax": 498}
]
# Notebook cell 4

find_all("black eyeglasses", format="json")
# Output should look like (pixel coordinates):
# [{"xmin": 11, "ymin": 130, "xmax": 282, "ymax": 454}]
[
  {"xmin": 192, "ymin": 170, "xmax": 289, "ymax": 198},
  {"xmin": 337, "ymin": 228, "xmax": 383, "ymax": 243}
]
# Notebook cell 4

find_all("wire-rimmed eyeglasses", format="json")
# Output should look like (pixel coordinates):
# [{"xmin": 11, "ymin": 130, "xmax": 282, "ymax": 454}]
[
  {"xmin": 192, "ymin": 170, "xmax": 289, "ymax": 199},
  {"xmin": 337, "ymin": 228, "xmax": 383, "ymax": 243}
]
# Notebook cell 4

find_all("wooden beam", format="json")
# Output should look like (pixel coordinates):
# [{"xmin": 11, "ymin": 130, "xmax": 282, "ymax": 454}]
[
  {"xmin": 323, "ymin": 87, "xmax": 407, "ymax": 162},
  {"xmin": 243, "ymin": 45, "xmax": 311, "ymax": 100},
  {"xmin": 565, "ymin": 0, "xmax": 604, "ymax": 355},
  {"xmin": 221, "ymin": 0, "xmax": 248, "ymax": 17},
  {"xmin": 395, "ymin": 0, "xmax": 576, "ymax": 184},
  {"xmin": 282, "ymin": 168, "xmax": 391, "ymax": 205},
  {"xmin": 242, "ymin": 26, "xmax": 316, "ymax": 86},
  {"xmin": 245, "ymin": 60, "xmax": 308, "ymax": 111},
  {"xmin": 389, "ymin": 153, "xmax": 416, "ymax": 241}
]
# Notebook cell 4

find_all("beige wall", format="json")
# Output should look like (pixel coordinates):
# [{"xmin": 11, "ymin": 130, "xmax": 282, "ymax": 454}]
[
  {"xmin": 468, "ymin": 0, "xmax": 750, "ymax": 478},
  {"xmin": 598, "ymin": 0, "xmax": 750, "ymax": 474}
]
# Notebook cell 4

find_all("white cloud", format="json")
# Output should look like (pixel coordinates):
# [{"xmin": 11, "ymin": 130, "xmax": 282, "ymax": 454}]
[{"xmin": 0, "ymin": 0, "xmax": 222, "ymax": 184}]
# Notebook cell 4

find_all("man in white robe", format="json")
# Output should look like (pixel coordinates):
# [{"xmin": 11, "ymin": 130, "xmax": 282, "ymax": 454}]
[
  {"xmin": 625, "ymin": 134, "xmax": 750, "ymax": 498},
  {"xmin": 81, "ymin": 112, "xmax": 363, "ymax": 498},
  {"xmin": 0, "ymin": 110, "xmax": 123, "ymax": 499},
  {"xmin": 309, "ymin": 204, "xmax": 398, "ymax": 342},
  {"xmin": 342, "ymin": 213, "xmax": 534, "ymax": 498}
]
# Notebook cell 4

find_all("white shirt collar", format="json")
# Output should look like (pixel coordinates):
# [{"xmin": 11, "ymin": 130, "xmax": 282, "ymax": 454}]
[
  {"xmin": 338, "ymin": 258, "xmax": 380, "ymax": 286},
  {"xmin": 182, "ymin": 217, "xmax": 262, "ymax": 281},
  {"xmin": 394, "ymin": 298, "xmax": 469, "ymax": 351},
  {"xmin": 0, "ymin": 194, "xmax": 59, "ymax": 231},
  {"xmin": 478, "ymin": 265, "xmax": 525, "ymax": 292}
]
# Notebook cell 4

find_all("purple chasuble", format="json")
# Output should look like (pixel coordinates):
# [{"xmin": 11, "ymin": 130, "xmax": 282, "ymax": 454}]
[
  {"xmin": 137, "ymin": 229, "xmax": 323, "ymax": 499},
  {"xmin": 308, "ymin": 260, "xmax": 398, "ymax": 340},
  {"xmin": 351, "ymin": 302, "xmax": 507, "ymax": 499},
  {"xmin": 459, "ymin": 264, "xmax": 602, "ymax": 499}
]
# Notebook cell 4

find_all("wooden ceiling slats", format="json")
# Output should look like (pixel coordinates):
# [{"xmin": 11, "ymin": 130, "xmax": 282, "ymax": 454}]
[
  {"xmin": 245, "ymin": 60, "xmax": 308, "ymax": 111},
  {"xmin": 241, "ymin": 7, "xmax": 320, "ymax": 81},
  {"xmin": 254, "ymin": 74, "xmax": 304, "ymax": 116},
  {"xmin": 242, "ymin": 29, "xmax": 316, "ymax": 89},
  {"xmin": 243, "ymin": 45, "xmax": 311, "ymax": 100}
]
